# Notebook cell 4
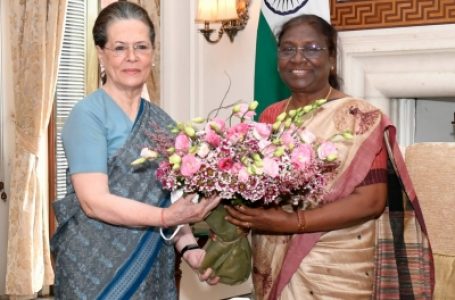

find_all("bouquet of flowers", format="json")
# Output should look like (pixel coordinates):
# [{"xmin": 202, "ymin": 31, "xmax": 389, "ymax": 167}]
[{"xmin": 133, "ymin": 99, "xmax": 351, "ymax": 284}]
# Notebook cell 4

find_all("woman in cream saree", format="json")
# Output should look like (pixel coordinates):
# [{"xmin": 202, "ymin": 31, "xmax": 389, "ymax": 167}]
[
  {"xmin": 251, "ymin": 97, "xmax": 433, "ymax": 299},
  {"xmin": 225, "ymin": 14, "xmax": 433, "ymax": 300}
]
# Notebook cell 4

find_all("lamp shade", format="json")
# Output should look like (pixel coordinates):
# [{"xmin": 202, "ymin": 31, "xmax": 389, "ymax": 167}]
[
  {"xmin": 196, "ymin": 0, "xmax": 238, "ymax": 22},
  {"xmin": 217, "ymin": 0, "xmax": 238, "ymax": 20}
]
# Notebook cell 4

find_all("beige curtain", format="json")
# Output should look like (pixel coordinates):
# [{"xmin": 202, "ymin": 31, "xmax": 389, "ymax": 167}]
[
  {"xmin": 129, "ymin": 0, "xmax": 161, "ymax": 105},
  {"xmin": 5, "ymin": 0, "xmax": 67, "ymax": 295}
]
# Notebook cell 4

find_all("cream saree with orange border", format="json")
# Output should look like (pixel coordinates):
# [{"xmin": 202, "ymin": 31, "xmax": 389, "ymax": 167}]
[{"xmin": 255, "ymin": 97, "xmax": 433, "ymax": 300}]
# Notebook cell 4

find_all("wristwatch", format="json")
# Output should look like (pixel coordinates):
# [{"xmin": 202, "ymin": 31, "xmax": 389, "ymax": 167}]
[{"xmin": 180, "ymin": 243, "xmax": 200, "ymax": 256}]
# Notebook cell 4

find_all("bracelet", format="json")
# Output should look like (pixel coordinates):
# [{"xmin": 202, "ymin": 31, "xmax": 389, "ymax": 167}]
[
  {"xmin": 296, "ymin": 210, "xmax": 306, "ymax": 233},
  {"xmin": 180, "ymin": 243, "xmax": 200, "ymax": 256},
  {"xmin": 160, "ymin": 208, "xmax": 168, "ymax": 228}
]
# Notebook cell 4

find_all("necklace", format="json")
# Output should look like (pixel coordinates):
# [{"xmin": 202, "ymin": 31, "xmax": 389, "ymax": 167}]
[{"xmin": 283, "ymin": 86, "xmax": 333, "ymax": 113}]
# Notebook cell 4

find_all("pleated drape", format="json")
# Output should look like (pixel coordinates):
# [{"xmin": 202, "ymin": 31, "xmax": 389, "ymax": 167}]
[{"xmin": 5, "ymin": 0, "xmax": 67, "ymax": 295}]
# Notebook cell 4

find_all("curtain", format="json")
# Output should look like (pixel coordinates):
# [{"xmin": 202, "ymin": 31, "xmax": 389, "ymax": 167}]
[
  {"xmin": 5, "ymin": 0, "xmax": 67, "ymax": 295},
  {"xmin": 129, "ymin": 0, "xmax": 161, "ymax": 105}
]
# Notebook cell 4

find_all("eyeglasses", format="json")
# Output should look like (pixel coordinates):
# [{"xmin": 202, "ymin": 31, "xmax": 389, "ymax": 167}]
[
  {"xmin": 104, "ymin": 42, "xmax": 152, "ymax": 57},
  {"xmin": 278, "ymin": 45, "xmax": 328, "ymax": 60}
]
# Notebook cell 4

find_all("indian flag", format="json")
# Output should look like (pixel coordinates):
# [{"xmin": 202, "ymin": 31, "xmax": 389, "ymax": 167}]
[{"xmin": 254, "ymin": 0, "xmax": 331, "ymax": 115}]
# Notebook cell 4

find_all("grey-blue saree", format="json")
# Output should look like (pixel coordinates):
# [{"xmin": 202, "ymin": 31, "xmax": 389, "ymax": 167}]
[{"xmin": 51, "ymin": 100, "xmax": 177, "ymax": 300}]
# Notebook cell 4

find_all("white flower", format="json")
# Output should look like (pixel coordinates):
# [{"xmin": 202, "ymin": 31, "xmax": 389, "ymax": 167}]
[
  {"xmin": 298, "ymin": 129, "xmax": 316, "ymax": 144},
  {"xmin": 197, "ymin": 142, "xmax": 210, "ymax": 158},
  {"xmin": 140, "ymin": 147, "xmax": 159, "ymax": 159}
]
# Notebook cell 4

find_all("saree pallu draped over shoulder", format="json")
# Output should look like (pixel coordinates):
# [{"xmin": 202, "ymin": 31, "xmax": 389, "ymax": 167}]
[
  {"xmin": 254, "ymin": 98, "xmax": 434, "ymax": 300},
  {"xmin": 51, "ymin": 101, "xmax": 178, "ymax": 300}
]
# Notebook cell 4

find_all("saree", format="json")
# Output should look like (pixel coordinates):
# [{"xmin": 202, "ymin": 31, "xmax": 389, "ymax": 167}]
[
  {"xmin": 254, "ymin": 97, "xmax": 433, "ymax": 300},
  {"xmin": 51, "ymin": 100, "xmax": 177, "ymax": 299}
]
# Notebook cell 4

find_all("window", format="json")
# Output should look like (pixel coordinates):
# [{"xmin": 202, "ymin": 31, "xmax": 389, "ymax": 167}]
[{"xmin": 49, "ymin": 0, "xmax": 87, "ymax": 207}]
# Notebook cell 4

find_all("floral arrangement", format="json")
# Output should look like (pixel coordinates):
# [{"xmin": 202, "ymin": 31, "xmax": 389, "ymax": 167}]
[
  {"xmin": 134, "ymin": 99, "xmax": 351, "ymax": 209},
  {"xmin": 132, "ymin": 98, "xmax": 352, "ymax": 285}
]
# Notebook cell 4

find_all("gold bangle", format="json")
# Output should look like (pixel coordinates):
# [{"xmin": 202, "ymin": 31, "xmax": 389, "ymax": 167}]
[{"xmin": 296, "ymin": 210, "xmax": 306, "ymax": 233}]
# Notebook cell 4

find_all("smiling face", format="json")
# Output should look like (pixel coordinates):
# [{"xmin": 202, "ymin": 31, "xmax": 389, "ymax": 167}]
[
  {"xmin": 97, "ymin": 19, "xmax": 153, "ymax": 92},
  {"xmin": 277, "ymin": 21, "xmax": 335, "ymax": 96}
]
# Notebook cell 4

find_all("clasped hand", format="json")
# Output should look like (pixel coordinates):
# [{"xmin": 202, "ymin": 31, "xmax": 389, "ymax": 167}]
[
  {"xmin": 225, "ymin": 205, "xmax": 297, "ymax": 234},
  {"xmin": 182, "ymin": 248, "xmax": 220, "ymax": 285},
  {"xmin": 165, "ymin": 194, "xmax": 221, "ymax": 227}
]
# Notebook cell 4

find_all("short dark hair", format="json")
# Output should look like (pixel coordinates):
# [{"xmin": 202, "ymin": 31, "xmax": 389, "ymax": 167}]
[
  {"xmin": 93, "ymin": 1, "xmax": 155, "ymax": 49},
  {"xmin": 276, "ymin": 15, "xmax": 341, "ymax": 90}
]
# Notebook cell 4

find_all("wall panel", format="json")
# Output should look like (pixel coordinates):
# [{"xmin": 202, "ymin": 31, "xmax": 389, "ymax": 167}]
[{"xmin": 331, "ymin": 0, "xmax": 455, "ymax": 30}]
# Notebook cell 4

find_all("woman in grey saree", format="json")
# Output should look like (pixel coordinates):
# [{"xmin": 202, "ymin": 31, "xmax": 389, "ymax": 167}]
[{"xmin": 51, "ymin": 2, "xmax": 219, "ymax": 299}]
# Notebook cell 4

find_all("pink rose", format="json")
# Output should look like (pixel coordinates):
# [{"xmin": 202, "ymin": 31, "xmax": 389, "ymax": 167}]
[
  {"xmin": 291, "ymin": 144, "xmax": 315, "ymax": 169},
  {"xmin": 280, "ymin": 129, "xmax": 296, "ymax": 148},
  {"xmin": 204, "ymin": 131, "xmax": 222, "ymax": 147},
  {"xmin": 227, "ymin": 123, "xmax": 250, "ymax": 143},
  {"xmin": 231, "ymin": 162, "xmax": 243, "ymax": 173},
  {"xmin": 232, "ymin": 123, "xmax": 250, "ymax": 135},
  {"xmin": 180, "ymin": 154, "xmax": 201, "ymax": 177},
  {"xmin": 175, "ymin": 133, "xmax": 191, "ymax": 152},
  {"xmin": 234, "ymin": 104, "xmax": 256, "ymax": 120},
  {"xmin": 156, "ymin": 161, "xmax": 171, "ymax": 179},
  {"xmin": 218, "ymin": 157, "xmax": 234, "ymax": 171},
  {"xmin": 238, "ymin": 167, "xmax": 250, "ymax": 183},
  {"xmin": 263, "ymin": 157, "xmax": 279, "ymax": 177},
  {"xmin": 252, "ymin": 123, "xmax": 272, "ymax": 140},
  {"xmin": 317, "ymin": 142, "xmax": 338, "ymax": 161},
  {"xmin": 258, "ymin": 139, "xmax": 271, "ymax": 150},
  {"xmin": 230, "ymin": 163, "xmax": 250, "ymax": 182},
  {"xmin": 259, "ymin": 140, "xmax": 276, "ymax": 157}
]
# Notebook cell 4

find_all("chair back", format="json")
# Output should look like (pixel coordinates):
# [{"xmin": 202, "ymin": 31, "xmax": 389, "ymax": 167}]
[{"xmin": 405, "ymin": 142, "xmax": 455, "ymax": 299}]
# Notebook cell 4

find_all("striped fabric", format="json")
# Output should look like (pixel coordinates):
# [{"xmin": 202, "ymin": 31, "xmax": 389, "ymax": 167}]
[
  {"xmin": 359, "ymin": 144, "xmax": 388, "ymax": 186},
  {"xmin": 372, "ymin": 128, "xmax": 434, "ymax": 299}
]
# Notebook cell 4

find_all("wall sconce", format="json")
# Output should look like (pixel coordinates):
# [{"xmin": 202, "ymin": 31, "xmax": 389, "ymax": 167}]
[{"xmin": 196, "ymin": 0, "xmax": 250, "ymax": 43}]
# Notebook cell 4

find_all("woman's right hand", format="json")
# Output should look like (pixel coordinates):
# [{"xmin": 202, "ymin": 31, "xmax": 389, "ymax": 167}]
[
  {"xmin": 225, "ymin": 205, "xmax": 298, "ymax": 233},
  {"xmin": 183, "ymin": 248, "xmax": 220, "ymax": 285},
  {"xmin": 164, "ymin": 194, "xmax": 221, "ymax": 226}
]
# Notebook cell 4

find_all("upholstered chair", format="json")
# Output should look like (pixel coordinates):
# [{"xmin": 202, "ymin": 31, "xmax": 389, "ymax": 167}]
[{"xmin": 405, "ymin": 142, "xmax": 455, "ymax": 299}]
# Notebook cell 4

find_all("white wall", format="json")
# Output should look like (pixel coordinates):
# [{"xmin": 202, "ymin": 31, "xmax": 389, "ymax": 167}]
[
  {"xmin": 161, "ymin": 0, "xmax": 260, "ymax": 121},
  {"xmin": 161, "ymin": 0, "xmax": 259, "ymax": 299},
  {"xmin": 338, "ymin": 24, "xmax": 455, "ymax": 147},
  {"xmin": 338, "ymin": 24, "xmax": 455, "ymax": 117}
]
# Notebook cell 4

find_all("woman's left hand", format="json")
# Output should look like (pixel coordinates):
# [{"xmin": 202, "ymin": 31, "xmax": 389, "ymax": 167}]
[
  {"xmin": 166, "ymin": 194, "xmax": 221, "ymax": 226},
  {"xmin": 183, "ymin": 249, "xmax": 220, "ymax": 285},
  {"xmin": 224, "ymin": 205, "xmax": 298, "ymax": 234}
]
